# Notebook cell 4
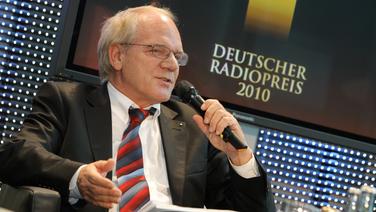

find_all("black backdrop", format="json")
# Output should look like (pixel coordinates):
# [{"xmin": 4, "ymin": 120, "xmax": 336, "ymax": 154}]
[{"xmin": 65, "ymin": 0, "xmax": 376, "ymax": 142}]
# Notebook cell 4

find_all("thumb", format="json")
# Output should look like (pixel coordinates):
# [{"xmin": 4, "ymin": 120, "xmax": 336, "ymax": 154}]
[
  {"xmin": 95, "ymin": 159, "xmax": 115, "ymax": 176},
  {"xmin": 192, "ymin": 114, "xmax": 209, "ymax": 136}
]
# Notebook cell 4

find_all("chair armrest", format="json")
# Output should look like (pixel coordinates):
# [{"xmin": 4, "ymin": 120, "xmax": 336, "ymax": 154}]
[{"xmin": 0, "ymin": 183, "xmax": 61, "ymax": 212}]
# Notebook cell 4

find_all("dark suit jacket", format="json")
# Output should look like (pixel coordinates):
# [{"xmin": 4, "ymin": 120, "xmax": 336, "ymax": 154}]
[{"xmin": 0, "ymin": 81, "xmax": 275, "ymax": 212}]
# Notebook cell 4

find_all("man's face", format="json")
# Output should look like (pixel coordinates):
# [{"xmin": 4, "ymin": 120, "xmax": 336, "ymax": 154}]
[{"xmin": 112, "ymin": 13, "xmax": 183, "ymax": 107}]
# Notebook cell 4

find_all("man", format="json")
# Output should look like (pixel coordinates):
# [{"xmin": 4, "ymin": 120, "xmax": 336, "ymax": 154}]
[{"xmin": 0, "ymin": 5, "xmax": 275, "ymax": 212}]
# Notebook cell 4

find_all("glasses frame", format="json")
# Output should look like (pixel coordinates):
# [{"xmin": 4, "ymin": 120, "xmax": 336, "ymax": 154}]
[{"xmin": 120, "ymin": 43, "xmax": 189, "ymax": 66}]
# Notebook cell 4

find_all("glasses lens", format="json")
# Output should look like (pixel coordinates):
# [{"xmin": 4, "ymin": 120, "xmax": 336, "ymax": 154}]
[
  {"xmin": 152, "ymin": 45, "xmax": 170, "ymax": 59},
  {"xmin": 176, "ymin": 53, "xmax": 188, "ymax": 66},
  {"xmin": 152, "ymin": 44, "xmax": 189, "ymax": 66}
]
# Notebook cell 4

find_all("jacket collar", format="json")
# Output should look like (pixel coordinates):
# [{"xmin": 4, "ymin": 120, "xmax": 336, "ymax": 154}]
[{"xmin": 84, "ymin": 83, "xmax": 112, "ymax": 161}]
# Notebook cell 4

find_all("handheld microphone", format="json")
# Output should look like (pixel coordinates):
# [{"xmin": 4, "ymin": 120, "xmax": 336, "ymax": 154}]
[{"xmin": 173, "ymin": 80, "xmax": 248, "ymax": 150}]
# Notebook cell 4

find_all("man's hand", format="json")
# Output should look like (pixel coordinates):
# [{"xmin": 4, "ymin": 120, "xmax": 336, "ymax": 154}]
[
  {"xmin": 77, "ymin": 159, "xmax": 121, "ymax": 208},
  {"xmin": 192, "ymin": 99, "xmax": 253, "ymax": 166}
]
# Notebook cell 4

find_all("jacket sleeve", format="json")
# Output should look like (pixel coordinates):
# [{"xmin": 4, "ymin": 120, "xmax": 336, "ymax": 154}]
[
  {"xmin": 0, "ymin": 82, "xmax": 83, "ymax": 202},
  {"xmin": 204, "ymin": 144, "xmax": 276, "ymax": 212}
]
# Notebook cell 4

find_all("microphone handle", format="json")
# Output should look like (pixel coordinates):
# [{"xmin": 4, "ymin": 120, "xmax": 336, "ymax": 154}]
[
  {"xmin": 190, "ymin": 94, "xmax": 248, "ymax": 150},
  {"xmin": 222, "ymin": 128, "xmax": 248, "ymax": 149}
]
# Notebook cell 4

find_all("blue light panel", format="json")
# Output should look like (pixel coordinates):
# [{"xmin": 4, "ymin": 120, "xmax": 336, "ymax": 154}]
[
  {"xmin": 256, "ymin": 128, "xmax": 376, "ymax": 211},
  {"xmin": 0, "ymin": 0, "xmax": 64, "ymax": 142}
]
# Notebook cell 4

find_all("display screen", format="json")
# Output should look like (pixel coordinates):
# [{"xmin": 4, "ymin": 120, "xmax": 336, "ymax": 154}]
[{"xmin": 66, "ymin": 0, "xmax": 376, "ymax": 141}]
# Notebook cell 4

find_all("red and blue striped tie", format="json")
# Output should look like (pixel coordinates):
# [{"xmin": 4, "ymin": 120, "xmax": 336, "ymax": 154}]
[{"xmin": 116, "ymin": 108, "xmax": 150, "ymax": 211}]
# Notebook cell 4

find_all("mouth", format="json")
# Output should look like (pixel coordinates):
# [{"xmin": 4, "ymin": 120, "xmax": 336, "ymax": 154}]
[{"xmin": 157, "ymin": 77, "xmax": 173, "ymax": 85}]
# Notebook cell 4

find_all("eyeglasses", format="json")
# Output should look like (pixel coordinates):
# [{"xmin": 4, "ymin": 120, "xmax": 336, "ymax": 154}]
[{"xmin": 121, "ymin": 43, "xmax": 189, "ymax": 66}]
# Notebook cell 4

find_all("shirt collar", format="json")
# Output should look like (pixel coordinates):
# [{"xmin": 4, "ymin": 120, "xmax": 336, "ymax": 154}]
[{"xmin": 107, "ymin": 82, "xmax": 161, "ymax": 117}]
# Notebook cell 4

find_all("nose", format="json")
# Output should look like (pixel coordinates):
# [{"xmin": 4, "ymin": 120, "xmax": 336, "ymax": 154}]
[{"xmin": 160, "ymin": 53, "xmax": 179, "ymax": 72}]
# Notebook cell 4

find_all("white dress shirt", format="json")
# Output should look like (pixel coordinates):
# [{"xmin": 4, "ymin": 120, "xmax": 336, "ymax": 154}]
[
  {"xmin": 108, "ymin": 82, "xmax": 172, "ymax": 206},
  {"xmin": 69, "ymin": 82, "xmax": 260, "ymax": 209}
]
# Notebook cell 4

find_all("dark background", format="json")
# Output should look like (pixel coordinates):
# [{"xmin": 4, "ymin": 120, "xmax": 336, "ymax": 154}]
[{"xmin": 66, "ymin": 0, "xmax": 376, "ymax": 141}]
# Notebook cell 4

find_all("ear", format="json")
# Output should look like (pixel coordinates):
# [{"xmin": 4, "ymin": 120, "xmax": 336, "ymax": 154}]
[{"xmin": 108, "ymin": 44, "xmax": 123, "ymax": 71}]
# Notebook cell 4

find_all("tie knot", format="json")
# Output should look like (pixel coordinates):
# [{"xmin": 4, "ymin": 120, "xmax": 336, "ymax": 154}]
[{"xmin": 129, "ymin": 108, "xmax": 149, "ymax": 125}]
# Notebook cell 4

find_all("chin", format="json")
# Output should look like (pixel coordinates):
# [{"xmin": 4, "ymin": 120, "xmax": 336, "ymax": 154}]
[{"xmin": 155, "ymin": 91, "xmax": 172, "ymax": 103}]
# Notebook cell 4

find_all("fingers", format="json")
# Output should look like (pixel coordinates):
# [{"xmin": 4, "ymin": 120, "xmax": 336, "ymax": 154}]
[
  {"xmin": 201, "ymin": 99, "xmax": 223, "ymax": 125},
  {"xmin": 200, "ymin": 99, "xmax": 239, "ymax": 135},
  {"xmin": 195, "ymin": 100, "xmax": 250, "ymax": 165},
  {"xmin": 216, "ymin": 116, "xmax": 238, "ymax": 135},
  {"xmin": 192, "ymin": 115, "xmax": 209, "ymax": 136},
  {"xmin": 192, "ymin": 114, "xmax": 220, "ymax": 144},
  {"xmin": 95, "ymin": 159, "xmax": 115, "ymax": 177},
  {"xmin": 78, "ymin": 159, "xmax": 121, "ymax": 208},
  {"xmin": 85, "ymin": 187, "xmax": 120, "ymax": 207},
  {"xmin": 199, "ymin": 99, "xmax": 246, "ymax": 144},
  {"xmin": 88, "ymin": 161, "xmax": 116, "ymax": 189},
  {"xmin": 86, "ymin": 172, "xmax": 115, "ymax": 190}
]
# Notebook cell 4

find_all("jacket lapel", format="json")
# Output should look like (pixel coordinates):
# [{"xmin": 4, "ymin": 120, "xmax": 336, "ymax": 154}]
[
  {"xmin": 83, "ymin": 86, "xmax": 189, "ymax": 203},
  {"xmin": 159, "ymin": 104, "xmax": 188, "ymax": 206},
  {"xmin": 83, "ymin": 84, "xmax": 112, "ymax": 161}
]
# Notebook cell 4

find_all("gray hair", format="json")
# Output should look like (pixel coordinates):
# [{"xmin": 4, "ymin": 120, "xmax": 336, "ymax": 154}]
[{"xmin": 97, "ymin": 6, "xmax": 177, "ymax": 81}]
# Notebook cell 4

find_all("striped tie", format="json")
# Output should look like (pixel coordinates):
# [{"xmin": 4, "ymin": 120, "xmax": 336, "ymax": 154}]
[{"xmin": 116, "ymin": 107, "xmax": 150, "ymax": 211}]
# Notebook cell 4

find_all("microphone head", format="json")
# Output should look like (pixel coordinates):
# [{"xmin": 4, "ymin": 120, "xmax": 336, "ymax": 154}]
[{"xmin": 173, "ymin": 80, "xmax": 197, "ymax": 103}]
